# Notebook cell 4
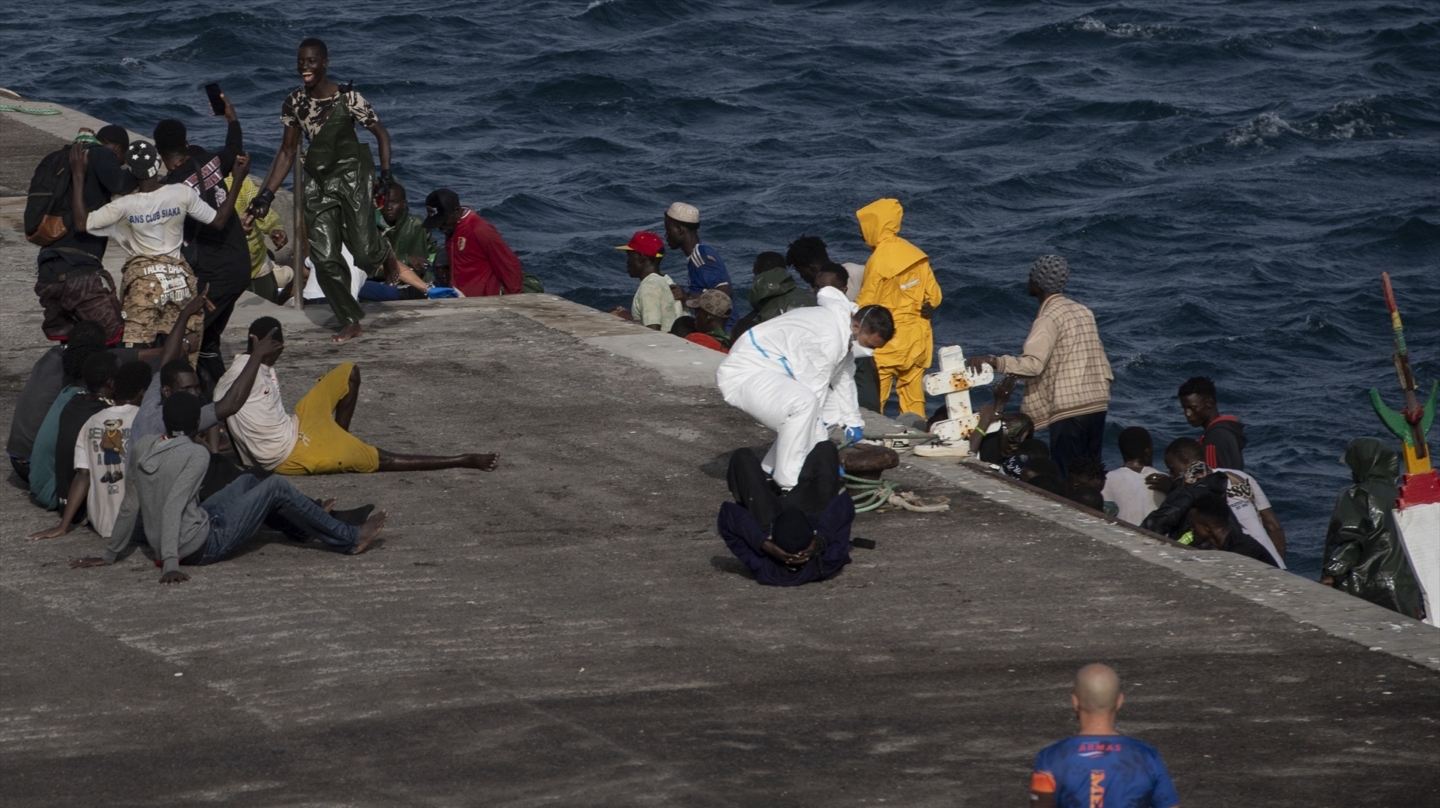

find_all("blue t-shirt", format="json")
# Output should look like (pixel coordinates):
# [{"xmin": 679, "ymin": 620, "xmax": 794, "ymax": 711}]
[
  {"xmin": 685, "ymin": 243, "xmax": 730, "ymax": 294},
  {"xmin": 1032, "ymin": 735, "xmax": 1178, "ymax": 808}
]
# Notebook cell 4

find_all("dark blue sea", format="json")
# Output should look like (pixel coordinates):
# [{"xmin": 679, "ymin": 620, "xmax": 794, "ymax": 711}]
[{"xmin": 5, "ymin": 1, "xmax": 1438, "ymax": 577}]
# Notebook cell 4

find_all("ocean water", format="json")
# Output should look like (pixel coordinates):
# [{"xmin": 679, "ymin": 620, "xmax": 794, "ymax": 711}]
[{"xmin": 4, "ymin": 1, "xmax": 1437, "ymax": 577}]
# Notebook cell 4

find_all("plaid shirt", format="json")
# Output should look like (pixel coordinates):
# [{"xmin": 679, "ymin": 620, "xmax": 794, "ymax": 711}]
[{"xmin": 997, "ymin": 295, "xmax": 1112, "ymax": 429}]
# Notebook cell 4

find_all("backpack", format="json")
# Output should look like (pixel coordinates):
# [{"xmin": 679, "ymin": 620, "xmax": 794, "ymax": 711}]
[{"xmin": 24, "ymin": 146, "xmax": 74, "ymax": 246}]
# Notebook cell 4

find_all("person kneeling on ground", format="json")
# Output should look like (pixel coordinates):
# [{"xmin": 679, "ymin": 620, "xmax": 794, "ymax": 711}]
[
  {"xmin": 216, "ymin": 317, "xmax": 500, "ymax": 475},
  {"xmin": 70, "ymin": 393, "xmax": 387, "ymax": 584},
  {"xmin": 718, "ymin": 441, "xmax": 854, "ymax": 586}
]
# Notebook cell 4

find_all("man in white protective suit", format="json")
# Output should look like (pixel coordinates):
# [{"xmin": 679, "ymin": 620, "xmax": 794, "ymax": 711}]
[{"xmin": 717, "ymin": 297, "xmax": 894, "ymax": 489}]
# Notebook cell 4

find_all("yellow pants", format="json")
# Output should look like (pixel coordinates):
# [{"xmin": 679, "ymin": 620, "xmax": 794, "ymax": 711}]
[
  {"xmin": 877, "ymin": 363, "xmax": 927, "ymax": 417},
  {"xmin": 276, "ymin": 363, "xmax": 381, "ymax": 475}
]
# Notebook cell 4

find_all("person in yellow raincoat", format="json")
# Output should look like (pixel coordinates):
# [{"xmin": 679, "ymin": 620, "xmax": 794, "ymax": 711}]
[{"xmin": 855, "ymin": 198, "xmax": 942, "ymax": 417}]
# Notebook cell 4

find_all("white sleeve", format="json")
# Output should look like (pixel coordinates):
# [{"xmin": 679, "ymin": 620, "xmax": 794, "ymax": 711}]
[
  {"xmin": 86, "ymin": 196, "xmax": 130, "ymax": 235},
  {"xmin": 185, "ymin": 185, "xmax": 217, "ymax": 225},
  {"xmin": 1247, "ymin": 472, "xmax": 1271, "ymax": 511},
  {"xmin": 74, "ymin": 425, "xmax": 92, "ymax": 471}
]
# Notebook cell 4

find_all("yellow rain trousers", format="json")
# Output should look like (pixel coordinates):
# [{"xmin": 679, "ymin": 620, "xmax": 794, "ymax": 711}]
[{"xmin": 855, "ymin": 198, "xmax": 942, "ymax": 417}]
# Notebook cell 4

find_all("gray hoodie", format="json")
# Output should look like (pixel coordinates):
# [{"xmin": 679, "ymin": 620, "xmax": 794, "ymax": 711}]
[{"xmin": 104, "ymin": 433, "xmax": 211, "ymax": 573}]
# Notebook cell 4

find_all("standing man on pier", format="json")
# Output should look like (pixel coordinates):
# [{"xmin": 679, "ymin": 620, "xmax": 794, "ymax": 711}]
[{"xmin": 248, "ymin": 37, "xmax": 405, "ymax": 343}]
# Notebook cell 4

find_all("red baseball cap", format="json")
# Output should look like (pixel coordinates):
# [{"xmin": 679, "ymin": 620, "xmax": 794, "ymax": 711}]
[{"xmin": 616, "ymin": 231, "xmax": 664, "ymax": 259}]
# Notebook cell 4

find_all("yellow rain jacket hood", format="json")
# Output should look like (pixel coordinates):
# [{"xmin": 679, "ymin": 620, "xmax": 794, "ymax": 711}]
[{"xmin": 855, "ymin": 198, "xmax": 942, "ymax": 370}]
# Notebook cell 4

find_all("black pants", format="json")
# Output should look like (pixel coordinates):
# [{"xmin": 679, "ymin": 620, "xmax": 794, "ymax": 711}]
[
  {"xmin": 855, "ymin": 356, "xmax": 881, "ymax": 413},
  {"xmin": 1048, "ymin": 410, "xmax": 1107, "ymax": 481},
  {"xmin": 197, "ymin": 289, "xmax": 240, "ymax": 393},
  {"xmin": 727, "ymin": 441, "xmax": 841, "ymax": 530}
]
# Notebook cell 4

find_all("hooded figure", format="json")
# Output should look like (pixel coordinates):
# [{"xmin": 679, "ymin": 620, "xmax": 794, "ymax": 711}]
[
  {"xmin": 748, "ymin": 264, "xmax": 815, "ymax": 323},
  {"xmin": 1322, "ymin": 438, "xmax": 1423, "ymax": 618},
  {"xmin": 855, "ymin": 199, "xmax": 942, "ymax": 418}
]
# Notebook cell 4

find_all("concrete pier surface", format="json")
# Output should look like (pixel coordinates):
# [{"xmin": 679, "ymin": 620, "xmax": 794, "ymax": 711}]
[{"xmin": 2, "ymin": 100, "xmax": 1438, "ymax": 806}]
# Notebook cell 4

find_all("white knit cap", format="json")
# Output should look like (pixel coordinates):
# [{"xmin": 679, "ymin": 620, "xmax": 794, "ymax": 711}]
[{"xmin": 666, "ymin": 202, "xmax": 700, "ymax": 224}]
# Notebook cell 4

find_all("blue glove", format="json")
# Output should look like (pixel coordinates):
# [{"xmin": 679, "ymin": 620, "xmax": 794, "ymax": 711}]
[
  {"xmin": 427, "ymin": 286, "xmax": 461, "ymax": 299},
  {"xmin": 844, "ymin": 426, "xmax": 865, "ymax": 446}
]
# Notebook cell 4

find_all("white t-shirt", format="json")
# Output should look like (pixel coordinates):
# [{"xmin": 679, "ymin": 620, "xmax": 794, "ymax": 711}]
[
  {"xmin": 214, "ymin": 356, "xmax": 297, "ymax": 471},
  {"xmin": 842, "ymin": 262, "xmax": 866, "ymax": 303},
  {"xmin": 1101, "ymin": 465, "xmax": 1166, "ymax": 525},
  {"xmin": 1216, "ymin": 468, "xmax": 1285, "ymax": 569},
  {"xmin": 88, "ymin": 184, "xmax": 216, "ymax": 259},
  {"xmin": 73, "ymin": 403, "xmax": 139, "ymax": 538}
]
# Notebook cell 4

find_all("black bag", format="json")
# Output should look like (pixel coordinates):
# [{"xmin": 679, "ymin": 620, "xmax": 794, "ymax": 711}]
[{"xmin": 24, "ymin": 146, "xmax": 73, "ymax": 246}]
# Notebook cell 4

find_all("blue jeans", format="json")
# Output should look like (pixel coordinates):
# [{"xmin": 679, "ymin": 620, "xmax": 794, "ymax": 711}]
[
  {"xmin": 198, "ymin": 475, "xmax": 358, "ymax": 564},
  {"xmin": 359, "ymin": 281, "xmax": 400, "ymax": 301}
]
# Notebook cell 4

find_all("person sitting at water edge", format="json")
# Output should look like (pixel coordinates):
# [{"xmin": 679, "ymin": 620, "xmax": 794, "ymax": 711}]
[
  {"xmin": 379, "ymin": 180, "xmax": 438, "ymax": 281},
  {"xmin": 718, "ymin": 441, "xmax": 854, "ymax": 587},
  {"xmin": 744, "ymin": 250, "xmax": 814, "ymax": 330},
  {"xmin": 967, "ymin": 254, "xmax": 1112, "ymax": 480},
  {"xmin": 424, "ymin": 188, "xmax": 523, "ymax": 298},
  {"xmin": 247, "ymin": 37, "xmax": 409, "ymax": 343},
  {"xmin": 1101, "ymin": 426, "xmax": 1166, "ymax": 525},
  {"xmin": 1029, "ymin": 663, "xmax": 1180, "ymax": 808},
  {"xmin": 855, "ymin": 198, "xmax": 942, "ymax": 419},
  {"xmin": 672, "ymin": 289, "xmax": 732, "ymax": 352},
  {"xmin": 1187, "ymin": 490, "xmax": 1277, "ymax": 567},
  {"xmin": 1141, "ymin": 437, "xmax": 1285, "ymax": 567},
  {"xmin": 1178, "ymin": 375, "xmax": 1247, "ymax": 471},
  {"xmin": 664, "ymin": 202, "xmax": 733, "ymax": 325},
  {"xmin": 69, "ymin": 392, "xmax": 388, "ymax": 584},
  {"xmin": 215, "ymin": 317, "xmax": 500, "ymax": 476},
  {"xmin": 31, "ymin": 125, "xmax": 134, "ymax": 346},
  {"xmin": 611, "ymin": 230, "xmax": 683, "ymax": 331},
  {"xmin": 716, "ymin": 303, "xmax": 892, "ymax": 489}
]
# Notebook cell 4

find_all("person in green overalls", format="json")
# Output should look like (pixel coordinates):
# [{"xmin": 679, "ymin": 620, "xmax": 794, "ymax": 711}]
[
  {"xmin": 378, "ymin": 181, "xmax": 437, "ymax": 282},
  {"xmin": 248, "ymin": 37, "xmax": 404, "ymax": 343}
]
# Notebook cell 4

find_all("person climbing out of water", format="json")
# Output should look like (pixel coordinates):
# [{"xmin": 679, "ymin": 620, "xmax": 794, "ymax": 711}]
[
  {"xmin": 70, "ymin": 140, "xmax": 246, "ymax": 350},
  {"xmin": 247, "ymin": 37, "xmax": 409, "ymax": 343},
  {"xmin": 1320, "ymin": 437, "xmax": 1423, "ymax": 619},
  {"xmin": 716, "ymin": 302, "xmax": 894, "ymax": 489},
  {"xmin": 154, "ymin": 99, "xmax": 251, "ymax": 384},
  {"xmin": 215, "ymin": 317, "xmax": 501, "ymax": 476},
  {"xmin": 855, "ymin": 198, "xmax": 942, "ymax": 419},
  {"xmin": 68, "ymin": 392, "xmax": 389, "ymax": 585},
  {"xmin": 378, "ymin": 180, "xmax": 437, "ymax": 280},
  {"xmin": 610, "ymin": 230, "xmax": 683, "ymax": 331},
  {"xmin": 423, "ymin": 188, "xmax": 522, "ymax": 298},
  {"xmin": 967, "ymin": 254, "xmax": 1112, "ymax": 481},
  {"xmin": 671, "ymin": 289, "xmax": 732, "ymax": 353},
  {"xmin": 718, "ymin": 441, "xmax": 854, "ymax": 587},
  {"xmin": 728, "ymin": 251, "xmax": 814, "ymax": 342},
  {"xmin": 31, "ymin": 125, "xmax": 134, "ymax": 346},
  {"xmin": 1029, "ymin": 664, "xmax": 1180, "ymax": 808},
  {"xmin": 1177, "ymin": 376, "xmax": 1247, "ymax": 471},
  {"xmin": 664, "ymin": 202, "xmax": 734, "ymax": 326}
]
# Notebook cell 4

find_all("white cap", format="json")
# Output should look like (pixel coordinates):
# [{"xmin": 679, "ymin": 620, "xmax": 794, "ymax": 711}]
[{"xmin": 666, "ymin": 202, "xmax": 700, "ymax": 224}]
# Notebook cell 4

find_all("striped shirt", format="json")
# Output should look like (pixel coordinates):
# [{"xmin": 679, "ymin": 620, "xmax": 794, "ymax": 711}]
[{"xmin": 997, "ymin": 295, "xmax": 1113, "ymax": 429}]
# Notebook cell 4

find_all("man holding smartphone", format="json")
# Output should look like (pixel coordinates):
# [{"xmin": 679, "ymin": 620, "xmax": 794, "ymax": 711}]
[
  {"xmin": 152, "ymin": 92, "xmax": 251, "ymax": 390},
  {"xmin": 247, "ymin": 37, "xmax": 406, "ymax": 343}
]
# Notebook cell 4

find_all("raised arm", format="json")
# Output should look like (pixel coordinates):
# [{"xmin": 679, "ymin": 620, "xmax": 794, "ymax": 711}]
[
  {"xmin": 67, "ymin": 144, "xmax": 91, "ymax": 232},
  {"xmin": 215, "ymin": 95, "xmax": 243, "ymax": 172},
  {"xmin": 205, "ymin": 152, "xmax": 250, "ymax": 231},
  {"xmin": 158, "ymin": 286, "xmax": 211, "ymax": 367},
  {"xmin": 213, "ymin": 329, "xmax": 280, "ymax": 421}
]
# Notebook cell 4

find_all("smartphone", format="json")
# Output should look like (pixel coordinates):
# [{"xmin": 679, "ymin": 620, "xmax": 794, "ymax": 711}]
[{"xmin": 205, "ymin": 83, "xmax": 225, "ymax": 115}]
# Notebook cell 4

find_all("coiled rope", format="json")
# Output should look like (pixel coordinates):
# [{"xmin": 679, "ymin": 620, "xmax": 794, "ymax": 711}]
[
  {"xmin": 842, "ymin": 473, "xmax": 950, "ymax": 514},
  {"xmin": 0, "ymin": 105, "xmax": 61, "ymax": 115}
]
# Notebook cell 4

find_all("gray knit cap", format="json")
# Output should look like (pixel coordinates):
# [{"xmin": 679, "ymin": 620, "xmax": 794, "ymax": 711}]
[{"xmin": 1029, "ymin": 254, "xmax": 1070, "ymax": 295}]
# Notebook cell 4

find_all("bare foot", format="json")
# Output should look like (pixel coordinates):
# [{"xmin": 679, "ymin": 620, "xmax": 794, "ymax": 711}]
[
  {"xmin": 350, "ymin": 509, "xmax": 388, "ymax": 555},
  {"xmin": 467, "ymin": 453, "xmax": 499, "ymax": 471},
  {"xmin": 333, "ymin": 322, "xmax": 364, "ymax": 343},
  {"xmin": 321, "ymin": 497, "xmax": 338, "ymax": 513}
]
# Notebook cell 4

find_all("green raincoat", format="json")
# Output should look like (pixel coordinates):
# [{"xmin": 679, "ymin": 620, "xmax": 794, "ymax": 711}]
[
  {"xmin": 748, "ymin": 266, "xmax": 814, "ymax": 322},
  {"xmin": 1323, "ymin": 438, "xmax": 1423, "ymax": 619}
]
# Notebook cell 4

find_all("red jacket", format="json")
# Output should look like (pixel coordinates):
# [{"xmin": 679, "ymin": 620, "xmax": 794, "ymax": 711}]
[{"xmin": 448, "ymin": 209, "xmax": 522, "ymax": 297}]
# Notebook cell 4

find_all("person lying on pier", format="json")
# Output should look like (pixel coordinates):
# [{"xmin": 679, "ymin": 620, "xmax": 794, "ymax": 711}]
[
  {"xmin": 610, "ymin": 230, "xmax": 682, "ymax": 331},
  {"xmin": 68, "ymin": 393, "xmax": 388, "ymax": 584},
  {"xmin": 1029, "ymin": 663, "xmax": 1180, "ymax": 808},
  {"xmin": 718, "ymin": 441, "xmax": 854, "ymax": 586},
  {"xmin": 214, "ymin": 317, "xmax": 499, "ymax": 476},
  {"xmin": 1141, "ymin": 438, "xmax": 1285, "ymax": 567},
  {"xmin": 716, "ymin": 303, "xmax": 893, "ymax": 490}
]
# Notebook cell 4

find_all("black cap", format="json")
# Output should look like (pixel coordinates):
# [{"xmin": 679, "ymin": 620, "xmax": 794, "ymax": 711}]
[
  {"xmin": 423, "ymin": 188, "xmax": 461, "ymax": 229},
  {"xmin": 770, "ymin": 507, "xmax": 815, "ymax": 554}
]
